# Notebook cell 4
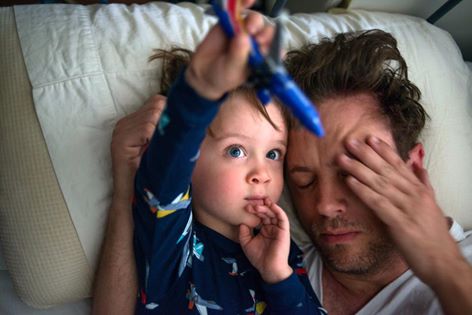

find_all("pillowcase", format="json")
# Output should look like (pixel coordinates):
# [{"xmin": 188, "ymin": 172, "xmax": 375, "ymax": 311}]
[
  {"xmin": 0, "ymin": 6, "xmax": 91, "ymax": 308},
  {"xmin": 1, "ymin": 2, "xmax": 471, "ymax": 308}
]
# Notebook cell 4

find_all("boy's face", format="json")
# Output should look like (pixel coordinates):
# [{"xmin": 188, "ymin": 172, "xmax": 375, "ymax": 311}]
[{"xmin": 191, "ymin": 95, "xmax": 287, "ymax": 241}]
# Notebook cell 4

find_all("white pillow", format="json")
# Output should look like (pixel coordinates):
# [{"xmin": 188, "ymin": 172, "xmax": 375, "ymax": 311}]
[{"xmin": 6, "ymin": 2, "xmax": 472, "ymax": 306}]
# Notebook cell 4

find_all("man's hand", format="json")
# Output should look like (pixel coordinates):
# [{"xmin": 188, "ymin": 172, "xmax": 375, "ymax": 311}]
[
  {"xmin": 93, "ymin": 95, "xmax": 165, "ymax": 315},
  {"xmin": 337, "ymin": 135, "xmax": 468, "ymax": 285},
  {"xmin": 239, "ymin": 198, "xmax": 292, "ymax": 284},
  {"xmin": 337, "ymin": 135, "xmax": 472, "ymax": 315},
  {"xmin": 110, "ymin": 95, "xmax": 166, "ymax": 204}
]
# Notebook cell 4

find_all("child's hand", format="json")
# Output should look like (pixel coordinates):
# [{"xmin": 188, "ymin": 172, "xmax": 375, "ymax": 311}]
[
  {"xmin": 186, "ymin": 0, "xmax": 274, "ymax": 100},
  {"xmin": 239, "ymin": 198, "xmax": 293, "ymax": 284}
]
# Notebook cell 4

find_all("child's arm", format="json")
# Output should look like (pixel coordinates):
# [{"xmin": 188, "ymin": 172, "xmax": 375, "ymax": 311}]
[{"xmin": 239, "ymin": 199, "xmax": 326, "ymax": 314}]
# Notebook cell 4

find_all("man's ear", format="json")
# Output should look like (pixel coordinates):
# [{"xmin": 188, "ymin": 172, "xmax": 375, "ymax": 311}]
[{"xmin": 406, "ymin": 143, "xmax": 425, "ymax": 169}]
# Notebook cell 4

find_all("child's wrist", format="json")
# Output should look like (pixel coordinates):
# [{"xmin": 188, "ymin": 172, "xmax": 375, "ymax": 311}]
[
  {"xmin": 185, "ymin": 65, "xmax": 224, "ymax": 101},
  {"xmin": 261, "ymin": 265, "xmax": 293, "ymax": 284}
]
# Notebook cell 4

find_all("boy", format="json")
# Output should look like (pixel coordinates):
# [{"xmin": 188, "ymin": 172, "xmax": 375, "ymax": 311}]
[{"xmin": 133, "ymin": 8, "xmax": 325, "ymax": 314}]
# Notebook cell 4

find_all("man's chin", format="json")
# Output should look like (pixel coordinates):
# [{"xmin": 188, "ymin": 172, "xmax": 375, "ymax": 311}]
[
  {"xmin": 316, "ymin": 240, "xmax": 396, "ymax": 275},
  {"xmin": 318, "ymin": 244, "xmax": 365, "ymax": 272}
]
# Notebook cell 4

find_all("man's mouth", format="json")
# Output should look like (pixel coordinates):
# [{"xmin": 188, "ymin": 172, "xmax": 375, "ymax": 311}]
[{"xmin": 319, "ymin": 230, "xmax": 360, "ymax": 244}]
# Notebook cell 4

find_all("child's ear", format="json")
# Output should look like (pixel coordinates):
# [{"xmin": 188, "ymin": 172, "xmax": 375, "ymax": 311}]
[{"xmin": 406, "ymin": 143, "xmax": 425, "ymax": 169}]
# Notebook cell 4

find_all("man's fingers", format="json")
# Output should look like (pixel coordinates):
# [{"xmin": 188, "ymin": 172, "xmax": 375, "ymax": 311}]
[
  {"xmin": 337, "ymin": 139, "xmax": 418, "ymax": 201},
  {"xmin": 366, "ymin": 136, "xmax": 419, "ymax": 184},
  {"xmin": 144, "ymin": 94, "xmax": 167, "ymax": 108},
  {"xmin": 346, "ymin": 175, "xmax": 405, "ymax": 227},
  {"xmin": 413, "ymin": 162, "xmax": 433, "ymax": 190},
  {"xmin": 120, "ymin": 95, "xmax": 166, "ymax": 143},
  {"xmin": 343, "ymin": 138, "xmax": 414, "ymax": 195},
  {"xmin": 141, "ymin": 95, "xmax": 167, "ymax": 123},
  {"xmin": 115, "ymin": 95, "xmax": 165, "ymax": 136},
  {"xmin": 338, "ymin": 153, "xmax": 408, "ymax": 208}
]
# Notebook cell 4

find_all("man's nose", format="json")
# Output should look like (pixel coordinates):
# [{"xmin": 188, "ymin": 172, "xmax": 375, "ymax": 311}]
[
  {"xmin": 316, "ymin": 180, "xmax": 346, "ymax": 217},
  {"xmin": 247, "ymin": 163, "xmax": 271, "ymax": 184}
]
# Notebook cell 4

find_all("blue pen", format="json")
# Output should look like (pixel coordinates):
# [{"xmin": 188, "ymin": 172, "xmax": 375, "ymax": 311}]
[{"xmin": 211, "ymin": 0, "xmax": 324, "ymax": 137}]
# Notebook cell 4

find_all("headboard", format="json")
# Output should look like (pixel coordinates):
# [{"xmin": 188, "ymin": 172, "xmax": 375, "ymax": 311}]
[{"xmin": 0, "ymin": 2, "xmax": 471, "ymax": 308}]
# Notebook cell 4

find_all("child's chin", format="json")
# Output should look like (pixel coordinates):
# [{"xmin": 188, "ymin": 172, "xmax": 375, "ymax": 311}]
[{"xmin": 243, "ymin": 216, "xmax": 262, "ymax": 229}]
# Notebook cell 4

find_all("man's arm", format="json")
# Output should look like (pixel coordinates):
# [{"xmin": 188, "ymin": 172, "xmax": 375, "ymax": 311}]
[
  {"xmin": 338, "ymin": 135, "xmax": 472, "ymax": 315},
  {"xmin": 92, "ymin": 199, "xmax": 137, "ymax": 315},
  {"xmin": 428, "ymin": 247, "xmax": 472, "ymax": 315},
  {"xmin": 92, "ymin": 96, "xmax": 166, "ymax": 315}
]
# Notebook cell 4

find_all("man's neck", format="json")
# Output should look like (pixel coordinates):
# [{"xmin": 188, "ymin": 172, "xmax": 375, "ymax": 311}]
[{"xmin": 322, "ymin": 254, "xmax": 409, "ymax": 315}]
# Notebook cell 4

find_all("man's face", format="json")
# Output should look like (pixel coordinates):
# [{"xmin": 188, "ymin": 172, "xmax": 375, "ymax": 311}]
[{"xmin": 287, "ymin": 93, "xmax": 399, "ymax": 275}]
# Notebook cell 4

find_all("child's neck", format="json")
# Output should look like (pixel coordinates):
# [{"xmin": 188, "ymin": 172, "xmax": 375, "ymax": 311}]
[{"xmin": 193, "ymin": 207, "xmax": 240, "ymax": 242}]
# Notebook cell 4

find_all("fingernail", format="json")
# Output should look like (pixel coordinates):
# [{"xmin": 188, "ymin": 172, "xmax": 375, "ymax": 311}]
[
  {"xmin": 370, "ymin": 136, "xmax": 380, "ymax": 144},
  {"xmin": 349, "ymin": 139, "xmax": 360, "ymax": 147}
]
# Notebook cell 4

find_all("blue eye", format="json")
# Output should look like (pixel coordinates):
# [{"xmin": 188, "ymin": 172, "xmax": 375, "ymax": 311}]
[
  {"xmin": 227, "ymin": 145, "xmax": 246, "ymax": 158},
  {"xmin": 266, "ymin": 149, "xmax": 281, "ymax": 160}
]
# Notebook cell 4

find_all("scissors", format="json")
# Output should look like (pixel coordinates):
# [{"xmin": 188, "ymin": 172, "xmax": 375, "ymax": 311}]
[{"xmin": 210, "ymin": 0, "xmax": 324, "ymax": 137}]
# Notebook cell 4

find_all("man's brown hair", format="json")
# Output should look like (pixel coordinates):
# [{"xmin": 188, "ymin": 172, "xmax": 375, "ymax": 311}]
[{"xmin": 284, "ymin": 30, "xmax": 428, "ymax": 159}]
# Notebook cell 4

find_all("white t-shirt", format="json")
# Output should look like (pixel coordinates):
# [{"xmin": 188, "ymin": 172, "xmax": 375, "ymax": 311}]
[{"xmin": 301, "ymin": 220, "xmax": 472, "ymax": 315}]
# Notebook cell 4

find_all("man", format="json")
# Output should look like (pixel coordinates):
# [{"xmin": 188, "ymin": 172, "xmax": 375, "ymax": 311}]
[
  {"xmin": 283, "ymin": 30, "xmax": 472, "ymax": 314},
  {"xmin": 92, "ymin": 30, "xmax": 472, "ymax": 314}
]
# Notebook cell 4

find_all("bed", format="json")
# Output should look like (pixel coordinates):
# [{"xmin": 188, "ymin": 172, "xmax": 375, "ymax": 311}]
[{"xmin": 0, "ymin": 2, "xmax": 471, "ymax": 313}]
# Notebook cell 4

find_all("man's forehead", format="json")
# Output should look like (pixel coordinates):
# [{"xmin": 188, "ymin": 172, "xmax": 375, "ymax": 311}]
[{"xmin": 287, "ymin": 94, "xmax": 394, "ymax": 164}]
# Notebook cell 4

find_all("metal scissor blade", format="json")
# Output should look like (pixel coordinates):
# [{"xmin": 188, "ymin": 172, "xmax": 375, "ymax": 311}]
[{"xmin": 267, "ymin": 15, "xmax": 286, "ymax": 67}]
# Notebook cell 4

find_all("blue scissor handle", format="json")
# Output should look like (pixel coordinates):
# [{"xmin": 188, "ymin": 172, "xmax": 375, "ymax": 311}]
[
  {"xmin": 210, "ymin": 0, "xmax": 324, "ymax": 137},
  {"xmin": 270, "ymin": 69, "xmax": 324, "ymax": 136}
]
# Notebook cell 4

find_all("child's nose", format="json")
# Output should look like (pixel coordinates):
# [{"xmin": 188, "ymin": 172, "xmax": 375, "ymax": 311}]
[{"xmin": 247, "ymin": 165, "xmax": 271, "ymax": 184}]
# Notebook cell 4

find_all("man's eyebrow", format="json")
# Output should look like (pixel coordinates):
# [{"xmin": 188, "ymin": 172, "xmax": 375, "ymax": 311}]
[{"xmin": 289, "ymin": 166, "xmax": 313, "ymax": 174}]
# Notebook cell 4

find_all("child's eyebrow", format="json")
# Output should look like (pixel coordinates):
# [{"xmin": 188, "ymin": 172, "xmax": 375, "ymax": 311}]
[
  {"xmin": 213, "ymin": 132, "xmax": 248, "ymax": 140},
  {"xmin": 213, "ymin": 132, "xmax": 287, "ymax": 147}
]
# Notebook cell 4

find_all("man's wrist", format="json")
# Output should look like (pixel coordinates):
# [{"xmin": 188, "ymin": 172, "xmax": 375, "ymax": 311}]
[{"xmin": 428, "ymin": 252, "xmax": 471, "ymax": 290}]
